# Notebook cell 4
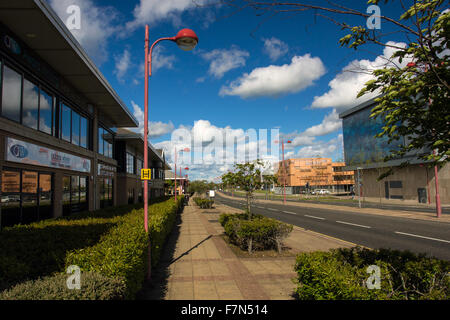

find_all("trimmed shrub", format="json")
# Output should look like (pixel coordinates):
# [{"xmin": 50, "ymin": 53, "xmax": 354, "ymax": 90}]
[
  {"xmin": 294, "ymin": 247, "xmax": 450, "ymax": 300},
  {"xmin": 193, "ymin": 197, "xmax": 214, "ymax": 209},
  {"xmin": 64, "ymin": 197, "xmax": 184, "ymax": 299},
  {"xmin": 0, "ymin": 272, "xmax": 126, "ymax": 300},
  {"xmin": 219, "ymin": 213, "xmax": 292, "ymax": 253},
  {"xmin": 0, "ymin": 197, "xmax": 183, "ymax": 299}
]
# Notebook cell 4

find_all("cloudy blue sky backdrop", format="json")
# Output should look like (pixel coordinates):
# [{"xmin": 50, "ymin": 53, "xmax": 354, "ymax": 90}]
[{"xmin": 48, "ymin": 0, "xmax": 410, "ymax": 181}]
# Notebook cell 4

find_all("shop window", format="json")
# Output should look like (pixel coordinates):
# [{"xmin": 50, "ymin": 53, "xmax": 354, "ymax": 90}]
[
  {"xmin": 98, "ymin": 126, "xmax": 113, "ymax": 158},
  {"xmin": 1, "ymin": 169, "xmax": 53, "ymax": 228},
  {"xmin": 60, "ymin": 103, "xmax": 71, "ymax": 142},
  {"xmin": 128, "ymin": 188, "xmax": 135, "ymax": 204},
  {"xmin": 62, "ymin": 175, "xmax": 89, "ymax": 216},
  {"xmin": 100, "ymin": 178, "xmax": 113, "ymax": 208},
  {"xmin": 1, "ymin": 65, "xmax": 22, "ymax": 123},
  {"xmin": 22, "ymin": 79, "xmax": 39, "ymax": 130},
  {"xmin": 126, "ymin": 153, "xmax": 135, "ymax": 174},
  {"xmin": 39, "ymin": 89, "xmax": 54, "ymax": 135},
  {"xmin": 72, "ymin": 111, "xmax": 80, "ymax": 146}
]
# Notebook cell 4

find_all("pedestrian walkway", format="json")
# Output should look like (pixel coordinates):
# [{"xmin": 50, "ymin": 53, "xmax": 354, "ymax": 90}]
[
  {"xmin": 219, "ymin": 192, "xmax": 450, "ymax": 223},
  {"xmin": 138, "ymin": 198, "xmax": 354, "ymax": 300}
]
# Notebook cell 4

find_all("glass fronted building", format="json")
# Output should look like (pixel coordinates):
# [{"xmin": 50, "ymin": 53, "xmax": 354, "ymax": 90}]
[{"xmin": 0, "ymin": 0, "xmax": 139, "ymax": 228}]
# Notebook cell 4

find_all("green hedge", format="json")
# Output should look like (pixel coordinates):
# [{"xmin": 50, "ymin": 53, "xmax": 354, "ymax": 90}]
[
  {"xmin": 0, "ymin": 272, "xmax": 127, "ymax": 300},
  {"xmin": 294, "ymin": 247, "xmax": 450, "ymax": 300},
  {"xmin": 219, "ymin": 213, "xmax": 293, "ymax": 253},
  {"xmin": 0, "ymin": 197, "xmax": 184, "ymax": 299},
  {"xmin": 193, "ymin": 197, "xmax": 214, "ymax": 209}
]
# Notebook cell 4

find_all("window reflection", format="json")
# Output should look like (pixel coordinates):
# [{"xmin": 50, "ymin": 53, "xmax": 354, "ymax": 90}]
[
  {"xmin": 22, "ymin": 79, "xmax": 39, "ymax": 130},
  {"xmin": 80, "ymin": 116, "xmax": 88, "ymax": 148},
  {"xmin": 39, "ymin": 89, "xmax": 53, "ymax": 135},
  {"xmin": 2, "ymin": 65, "xmax": 22, "ymax": 122},
  {"xmin": 72, "ymin": 111, "xmax": 80, "ymax": 146},
  {"xmin": 61, "ymin": 104, "xmax": 71, "ymax": 142},
  {"xmin": 98, "ymin": 127, "xmax": 104, "ymax": 155}
]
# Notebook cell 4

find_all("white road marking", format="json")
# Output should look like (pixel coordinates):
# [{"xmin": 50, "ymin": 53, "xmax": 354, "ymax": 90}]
[
  {"xmin": 395, "ymin": 232, "xmax": 450, "ymax": 244},
  {"xmin": 283, "ymin": 211, "xmax": 297, "ymax": 215},
  {"xmin": 267, "ymin": 208, "xmax": 278, "ymax": 211},
  {"xmin": 304, "ymin": 215, "xmax": 325, "ymax": 220},
  {"xmin": 336, "ymin": 221, "xmax": 371, "ymax": 229}
]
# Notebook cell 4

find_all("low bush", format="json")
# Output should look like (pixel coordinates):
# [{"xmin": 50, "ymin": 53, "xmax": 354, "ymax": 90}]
[
  {"xmin": 193, "ymin": 197, "xmax": 214, "ymax": 209},
  {"xmin": 0, "ymin": 272, "xmax": 126, "ymax": 300},
  {"xmin": 219, "ymin": 213, "xmax": 292, "ymax": 253},
  {"xmin": 0, "ymin": 197, "xmax": 184, "ymax": 299},
  {"xmin": 65, "ymin": 197, "xmax": 184, "ymax": 299},
  {"xmin": 294, "ymin": 247, "xmax": 450, "ymax": 300}
]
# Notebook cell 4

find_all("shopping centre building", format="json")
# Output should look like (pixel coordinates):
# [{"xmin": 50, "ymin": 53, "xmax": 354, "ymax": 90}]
[
  {"xmin": 0, "ymin": 1, "xmax": 169, "ymax": 228},
  {"xmin": 339, "ymin": 97, "xmax": 449, "ymax": 205},
  {"xmin": 275, "ymin": 158, "xmax": 355, "ymax": 194}
]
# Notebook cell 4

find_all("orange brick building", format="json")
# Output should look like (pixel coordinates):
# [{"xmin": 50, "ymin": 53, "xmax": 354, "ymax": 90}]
[{"xmin": 276, "ymin": 158, "xmax": 355, "ymax": 193}]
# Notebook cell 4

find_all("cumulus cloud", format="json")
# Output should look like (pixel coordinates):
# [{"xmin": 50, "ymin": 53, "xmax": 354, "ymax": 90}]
[
  {"xmin": 126, "ymin": 0, "xmax": 212, "ymax": 30},
  {"xmin": 201, "ymin": 47, "xmax": 250, "ymax": 79},
  {"xmin": 295, "ymin": 134, "xmax": 343, "ymax": 159},
  {"xmin": 219, "ymin": 54, "xmax": 326, "ymax": 99},
  {"xmin": 114, "ymin": 49, "xmax": 131, "ymax": 81},
  {"xmin": 263, "ymin": 37, "xmax": 289, "ymax": 61},
  {"xmin": 129, "ymin": 101, "xmax": 175, "ymax": 138},
  {"xmin": 311, "ymin": 41, "xmax": 412, "ymax": 111},
  {"xmin": 49, "ymin": 0, "xmax": 119, "ymax": 65}
]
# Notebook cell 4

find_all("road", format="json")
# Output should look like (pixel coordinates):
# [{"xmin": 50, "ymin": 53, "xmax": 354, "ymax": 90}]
[
  {"xmin": 215, "ymin": 193, "xmax": 450, "ymax": 261},
  {"xmin": 221, "ymin": 191, "xmax": 450, "ymax": 214}
]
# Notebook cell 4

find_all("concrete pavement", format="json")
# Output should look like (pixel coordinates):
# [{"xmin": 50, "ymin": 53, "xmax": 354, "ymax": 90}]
[{"xmin": 138, "ymin": 197, "xmax": 354, "ymax": 300}]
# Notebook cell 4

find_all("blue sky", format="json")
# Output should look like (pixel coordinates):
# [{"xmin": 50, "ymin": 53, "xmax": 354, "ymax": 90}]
[{"xmin": 48, "ymin": 0, "xmax": 410, "ymax": 181}]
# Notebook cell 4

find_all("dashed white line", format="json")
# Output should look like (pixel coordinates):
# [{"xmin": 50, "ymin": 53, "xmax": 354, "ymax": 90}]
[
  {"xmin": 283, "ymin": 211, "xmax": 297, "ymax": 215},
  {"xmin": 395, "ymin": 232, "xmax": 450, "ymax": 244},
  {"xmin": 304, "ymin": 215, "xmax": 325, "ymax": 220},
  {"xmin": 267, "ymin": 208, "xmax": 278, "ymax": 211},
  {"xmin": 336, "ymin": 221, "xmax": 371, "ymax": 229}
]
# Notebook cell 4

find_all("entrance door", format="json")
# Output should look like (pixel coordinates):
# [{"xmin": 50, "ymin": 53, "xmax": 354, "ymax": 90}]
[{"xmin": 384, "ymin": 181, "xmax": 389, "ymax": 199}]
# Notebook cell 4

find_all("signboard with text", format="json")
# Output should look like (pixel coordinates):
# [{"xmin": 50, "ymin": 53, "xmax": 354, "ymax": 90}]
[{"xmin": 6, "ymin": 137, "xmax": 91, "ymax": 173}]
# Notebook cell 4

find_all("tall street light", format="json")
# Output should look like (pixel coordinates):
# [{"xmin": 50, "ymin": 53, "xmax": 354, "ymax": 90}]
[
  {"xmin": 275, "ymin": 139, "xmax": 291, "ymax": 204},
  {"xmin": 144, "ymin": 26, "xmax": 198, "ymax": 225},
  {"xmin": 144, "ymin": 26, "xmax": 198, "ymax": 279}
]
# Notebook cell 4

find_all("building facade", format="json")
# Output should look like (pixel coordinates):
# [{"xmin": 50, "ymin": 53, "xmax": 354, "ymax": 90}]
[
  {"xmin": 165, "ymin": 170, "xmax": 188, "ymax": 196},
  {"xmin": 276, "ymin": 158, "xmax": 354, "ymax": 194},
  {"xmin": 339, "ymin": 98, "xmax": 449, "ymax": 205},
  {"xmin": 0, "ymin": 1, "xmax": 140, "ymax": 228},
  {"xmin": 114, "ymin": 129, "xmax": 168, "ymax": 205}
]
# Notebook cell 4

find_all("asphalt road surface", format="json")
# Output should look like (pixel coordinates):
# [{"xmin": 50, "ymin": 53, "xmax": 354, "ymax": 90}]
[{"xmin": 215, "ymin": 193, "xmax": 450, "ymax": 261}]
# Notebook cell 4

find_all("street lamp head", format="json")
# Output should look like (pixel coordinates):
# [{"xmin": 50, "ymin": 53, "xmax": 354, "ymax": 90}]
[{"xmin": 174, "ymin": 28, "xmax": 198, "ymax": 51}]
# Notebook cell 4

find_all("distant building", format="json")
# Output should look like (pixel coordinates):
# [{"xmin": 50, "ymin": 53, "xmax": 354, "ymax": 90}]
[
  {"xmin": 165, "ymin": 170, "xmax": 188, "ymax": 195},
  {"xmin": 276, "ymin": 158, "xmax": 354, "ymax": 194},
  {"xmin": 114, "ymin": 129, "xmax": 169, "ymax": 205},
  {"xmin": 339, "ymin": 97, "xmax": 449, "ymax": 205}
]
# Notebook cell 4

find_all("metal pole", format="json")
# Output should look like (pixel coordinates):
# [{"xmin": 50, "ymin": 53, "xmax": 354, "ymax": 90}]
[
  {"xmin": 282, "ymin": 140, "xmax": 286, "ymax": 205},
  {"xmin": 434, "ymin": 159, "xmax": 442, "ymax": 218},
  {"xmin": 357, "ymin": 168, "xmax": 361, "ymax": 208},
  {"xmin": 144, "ymin": 26, "xmax": 149, "ymax": 233},
  {"xmin": 174, "ymin": 148, "xmax": 177, "ymax": 202}
]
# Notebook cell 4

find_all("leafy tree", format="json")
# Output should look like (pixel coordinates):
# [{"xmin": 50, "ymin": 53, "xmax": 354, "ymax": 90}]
[
  {"xmin": 223, "ymin": 160, "xmax": 265, "ymax": 218},
  {"xmin": 219, "ymin": 0, "xmax": 449, "ymax": 171}
]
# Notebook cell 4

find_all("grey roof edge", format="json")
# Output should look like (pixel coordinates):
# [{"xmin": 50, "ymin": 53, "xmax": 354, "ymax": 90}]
[
  {"xmin": 34, "ymin": 0, "xmax": 138, "ymax": 128},
  {"xmin": 343, "ymin": 157, "xmax": 430, "ymax": 171},
  {"xmin": 338, "ymin": 95, "xmax": 384, "ymax": 119}
]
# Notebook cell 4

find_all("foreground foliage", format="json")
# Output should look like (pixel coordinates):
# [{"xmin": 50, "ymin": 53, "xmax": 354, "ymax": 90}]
[
  {"xmin": 220, "ymin": 213, "xmax": 293, "ymax": 254},
  {"xmin": 294, "ymin": 247, "xmax": 449, "ymax": 300}
]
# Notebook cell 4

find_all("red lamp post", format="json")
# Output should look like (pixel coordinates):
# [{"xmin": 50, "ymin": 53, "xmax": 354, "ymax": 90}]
[
  {"xmin": 144, "ymin": 26, "xmax": 198, "ymax": 279},
  {"xmin": 275, "ymin": 140, "xmax": 291, "ymax": 204}
]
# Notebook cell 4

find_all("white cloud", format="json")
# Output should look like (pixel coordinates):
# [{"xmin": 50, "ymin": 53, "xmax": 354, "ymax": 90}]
[
  {"xmin": 49, "ymin": 0, "xmax": 118, "ymax": 65},
  {"xmin": 263, "ymin": 37, "xmax": 289, "ymax": 61},
  {"xmin": 129, "ymin": 101, "xmax": 175, "ymax": 138},
  {"xmin": 295, "ymin": 134, "xmax": 343, "ymax": 159},
  {"xmin": 114, "ymin": 49, "xmax": 131, "ymax": 81},
  {"xmin": 139, "ymin": 46, "xmax": 176, "ymax": 75},
  {"xmin": 201, "ymin": 47, "xmax": 249, "ymax": 79},
  {"xmin": 311, "ymin": 41, "xmax": 412, "ymax": 111},
  {"xmin": 126, "ymin": 0, "xmax": 211, "ymax": 30},
  {"xmin": 220, "ymin": 54, "xmax": 326, "ymax": 99}
]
